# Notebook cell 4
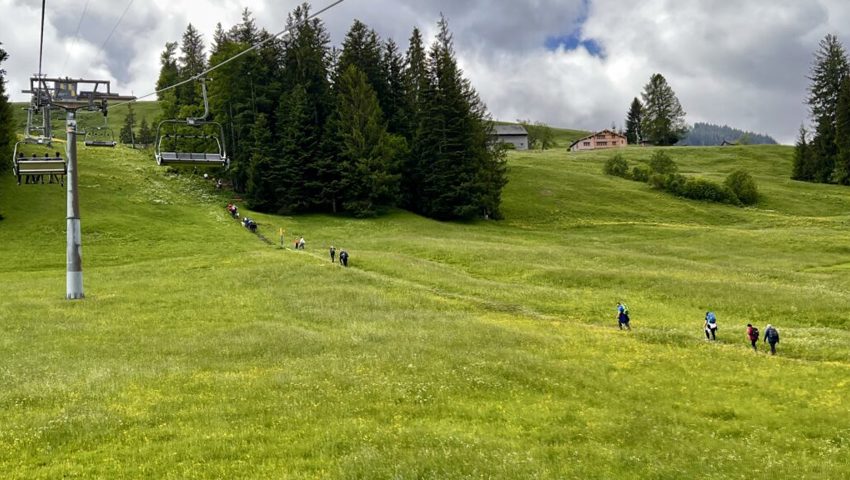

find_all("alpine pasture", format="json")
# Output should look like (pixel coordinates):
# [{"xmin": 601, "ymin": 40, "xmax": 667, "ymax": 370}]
[{"xmin": 1, "ymin": 139, "xmax": 849, "ymax": 478}]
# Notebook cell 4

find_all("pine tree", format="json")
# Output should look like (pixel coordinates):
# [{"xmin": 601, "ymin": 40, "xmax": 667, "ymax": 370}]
[
  {"xmin": 176, "ymin": 23, "xmax": 207, "ymax": 109},
  {"xmin": 792, "ymin": 125, "xmax": 815, "ymax": 181},
  {"xmin": 273, "ymin": 85, "xmax": 318, "ymax": 213},
  {"xmin": 137, "ymin": 117, "xmax": 154, "ymax": 146},
  {"xmin": 835, "ymin": 75, "xmax": 850, "ymax": 184},
  {"xmin": 278, "ymin": 3, "xmax": 333, "ymax": 210},
  {"xmin": 381, "ymin": 39, "xmax": 408, "ymax": 136},
  {"xmin": 326, "ymin": 65, "xmax": 403, "ymax": 217},
  {"xmin": 246, "ymin": 113, "xmax": 277, "ymax": 211},
  {"xmin": 0, "ymin": 43, "xmax": 15, "ymax": 175},
  {"xmin": 156, "ymin": 42, "xmax": 180, "ymax": 118},
  {"xmin": 640, "ymin": 73, "xmax": 687, "ymax": 146},
  {"xmin": 416, "ymin": 15, "xmax": 507, "ymax": 220},
  {"xmin": 625, "ymin": 97, "xmax": 643, "ymax": 144},
  {"xmin": 401, "ymin": 27, "xmax": 429, "ymax": 210},
  {"xmin": 337, "ymin": 21, "xmax": 390, "ymax": 121},
  {"xmin": 807, "ymin": 34, "xmax": 849, "ymax": 183},
  {"xmin": 119, "ymin": 103, "xmax": 136, "ymax": 144}
]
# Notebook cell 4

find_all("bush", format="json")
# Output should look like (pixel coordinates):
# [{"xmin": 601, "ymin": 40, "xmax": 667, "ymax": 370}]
[
  {"xmin": 725, "ymin": 169, "xmax": 759, "ymax": 205},
  {"xmin": 679, "ymin": 177, "xmax": 740, "ymax": 205},
  {"xmin": 649, "ymin": 151, "xmax": 678, "ymax": 175},
  {"xmin": 648, "ymin": 173, "xmax": 667, "ymax": 189},
  {"xmin": 664, "ymin": 173, "xmax": 688, "ymax": 195},
  {"xmin": 631, "ymin": 165, "xmax": 650, "ymax": 182},
  {"xmin": 604, "ymin": 153, "xmax": 629, "ymax": 177}
]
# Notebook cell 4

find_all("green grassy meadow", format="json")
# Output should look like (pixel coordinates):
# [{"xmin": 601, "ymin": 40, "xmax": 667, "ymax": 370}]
[
  {"xmin": 11, "ymin": 101, "xmax": 162, "ymax": 143},
  {"xmin": 1, "ymin": 141, "xmax": 849, "ymax": 478}
]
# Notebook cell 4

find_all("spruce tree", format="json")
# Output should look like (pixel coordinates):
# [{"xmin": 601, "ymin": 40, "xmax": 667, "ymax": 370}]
[
  {"xmin": 119, "ymin": 103, "xmax": 136, "ymax": 145},
  {"xmin": 274, "ymin": 85, "xmax": 318, "ymax": 213},
  {"xmin": 278, "ymin": 3, "xmax": 333, "ymax": 210},
  {"xmin": 176, "ymin": 24, "xmax": 207, "ymax": 109},
  {"xmin": 381, "ymin": 39, "xmax": 408, "ymax": 136},
  {"xmin": 792, "ymin": 125, "xmax": 815, "ymax": 181},
  {"xmin": 835, "ymin": 76, "xmax": 850, "ymax": 184},
  {"xmin": 326, "ymin": 65, "xmax": 403, "ymax": 217},
  {"xmin": 640, "ymin": 73, "xmax": 687, "ymax": 146},
  {"xmin": 625, "ymin": 97, "xmax": 643, "ymax": 144},
  {"xmin": 156, "ymin": 42, "xmax": 180, "ymax": 118},
  {"xmin": 401, "ymin": 27, "xmax": 429, "ymax": 210},
  {"xmin": 246, "ymin": 113, "xmax": 277, "ymax": 211},
  {"xmin": 416, "ymin": 16, "xmax": 507, "ymax": 220},
  {"xmin": 807, "ymin": 34, "xmax": 849, "ymax": 183},
  {"xmin": 137, "ymin": 117, "xmax": 154, "ymax": 146},
  {"xmin": 0, "ymin": 43, "xmax": 15, "ymax": 175}
]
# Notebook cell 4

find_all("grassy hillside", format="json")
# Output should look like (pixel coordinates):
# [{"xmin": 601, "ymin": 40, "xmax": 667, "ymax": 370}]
[
  {"xmin": 1, "ymin": 142, "xmax": 849, "ymax": 478},
  {"xmin": 11, "ymin": 101, "xmax": 162, "ymax": 143}
]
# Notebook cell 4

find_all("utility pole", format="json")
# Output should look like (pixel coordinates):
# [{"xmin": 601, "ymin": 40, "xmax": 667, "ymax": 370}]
[
  {"xmin": 23, "ymin": 76, "xmax": 134, "ymax": 300},
  {"xmin": 65, "ymin": 110, "xmax": 82, "ymax": 298}
]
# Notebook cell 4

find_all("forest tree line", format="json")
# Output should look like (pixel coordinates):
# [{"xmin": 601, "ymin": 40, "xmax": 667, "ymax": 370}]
[{"xmin": 155, "ymin": 4, "xmax": 507, "ymax": 220}]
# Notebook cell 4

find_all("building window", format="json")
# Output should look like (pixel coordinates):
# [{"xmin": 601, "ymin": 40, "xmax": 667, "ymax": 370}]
[
  {"xmin": 583, "ymin": 142, "xmax": 591, "ymax": 146},
  {"xmin": 598, "ymin": 141, "xmax": 608, "ymax": 146}
]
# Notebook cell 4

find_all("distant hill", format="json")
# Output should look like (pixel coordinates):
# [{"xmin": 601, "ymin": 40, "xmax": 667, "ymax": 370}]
[
  {"xmin": 679, "ymin": 122, "xmax": 777, "ymax": 146},
  {"xmin": 11, "ymin": 101, "xmax": 162, "ymax": 142}
]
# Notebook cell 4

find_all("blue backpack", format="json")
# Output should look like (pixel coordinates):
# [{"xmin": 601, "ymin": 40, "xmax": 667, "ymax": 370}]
[{"xmin": 706, "ymin": 312, "xmax": 717, "ymax": 324}]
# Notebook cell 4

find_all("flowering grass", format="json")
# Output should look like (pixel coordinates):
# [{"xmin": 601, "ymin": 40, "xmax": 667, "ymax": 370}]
[{"xmin": 0, "ymin": 142, "xmax": 849, "ymax": 478}]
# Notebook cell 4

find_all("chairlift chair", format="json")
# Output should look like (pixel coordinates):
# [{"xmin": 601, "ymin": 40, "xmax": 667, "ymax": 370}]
[
  {"xmin": 11, "ymin": 141, "xmax": 66, "ymax": 186},
  {"xmin": 84, "ymin": 115, "xmax": 117, "ymax": 147},
  {"xmin": 154, "ymin": 78, "xmax": 228, "ymax": 168}
]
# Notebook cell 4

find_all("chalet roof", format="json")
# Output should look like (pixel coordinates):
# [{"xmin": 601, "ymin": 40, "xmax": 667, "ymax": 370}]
[
  {"xmin": 493, "ymin": 125, "xmax": 528, "ymax": 136},
  {"xmin": 568, "ymin": 129, "xmax": 627, "ymax": 149}
]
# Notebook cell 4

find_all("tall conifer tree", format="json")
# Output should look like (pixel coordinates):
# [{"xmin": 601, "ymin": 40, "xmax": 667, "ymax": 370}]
[
  {"xmin": 0, "ymin": 43, "xmax": 15, "ymax": 175},
  {"xmin": 326, "ymin": 65, "xmax": 403, "ymax": 217},
  {"xmin": 415, "ymin": 16, "xmax": 507, "ymax": 220},
  {"xmin": 625, "ymin": 97, "xmax": 643, "ymax": 145},
  {"xmin": 834, "ymin": 75, "xmax": 850, "ymax": 184},
  {"xmin": 792, "ymin": 125, "xmax": 815, "ymax": 181},
  {"xmin": 641, "ymin": 73, "xmax": 687, "ymax": 146},
  {"xmin": 807, "ymin": 34, "xmax": 849, "ymax": 183}
]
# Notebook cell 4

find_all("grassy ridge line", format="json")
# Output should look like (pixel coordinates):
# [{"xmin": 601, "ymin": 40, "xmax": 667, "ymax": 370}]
[{"xmin": 1, "ymin": 142, "xmax": 850, "ymax": 477}]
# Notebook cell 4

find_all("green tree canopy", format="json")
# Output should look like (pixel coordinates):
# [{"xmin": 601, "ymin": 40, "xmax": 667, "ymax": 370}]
[{"xmin": 641, "ymin": 73, "xmax": 687, "ymax": 146}]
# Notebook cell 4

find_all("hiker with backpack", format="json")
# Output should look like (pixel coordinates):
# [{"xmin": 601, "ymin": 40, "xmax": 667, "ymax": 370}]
[
  {"xmin": 704, "ymin": 311, "xmax": 718, "ymax": 341},
  {"xmin": 746, "ymin": 324, "xmax": 759, "ymax": 351},
  {"xmin": 616, "ymin": 302, "xmax": 631, "ymax": 330},
  {"xmin": 764, "ymin": 325, "xmax": 780, "ymax": 355}
]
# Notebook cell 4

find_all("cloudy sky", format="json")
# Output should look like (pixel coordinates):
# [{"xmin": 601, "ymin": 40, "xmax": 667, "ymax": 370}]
[{"xmin": 3, "ymin": 0, "xmax": 850, "ymax": 143}]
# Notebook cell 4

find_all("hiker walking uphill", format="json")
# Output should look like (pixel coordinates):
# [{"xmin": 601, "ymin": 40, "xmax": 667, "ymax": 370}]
[
  {"xmin": 339, "ymin": 249, "xmax": 349, "ymax": 267},
  {"xmin": 764, "ymin": 324, "xmax": 780, "ymax": 355},
  {"xmin": 746, "ymin": 324, "xmax": 759, "ymax": 351},
  {"xmin": 704, "ymin": 311, "xmax": 718, "ymax": 341},
  {"xmin": 617, "ymin": 302, "xmax": 631, "ymax": 330},
  {"xmin": 329, "ymin": 246, "xmax": 336, "ymax": 263}
]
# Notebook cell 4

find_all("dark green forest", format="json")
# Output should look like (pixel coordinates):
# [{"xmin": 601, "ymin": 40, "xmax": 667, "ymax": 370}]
[
  {"xmin": 679, "ymin": 123, "xmax": 776, "ymax": 146},
  {"xmin": 157, "ymin": 4, "xmax": 507, "ymax": 220}
]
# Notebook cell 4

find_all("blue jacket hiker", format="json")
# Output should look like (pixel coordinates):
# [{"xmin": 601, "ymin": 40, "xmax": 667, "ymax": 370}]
[
  {"xmin": 617, "ymin": 302, "xmax": 631, "ymax": 330},
  {"xmin": 764, "ymin": 324, "xmax": 780, "ymax": 355},
  {"xmin": 704, "ymin": 311, "xmax": 718, "ymax": 341}
]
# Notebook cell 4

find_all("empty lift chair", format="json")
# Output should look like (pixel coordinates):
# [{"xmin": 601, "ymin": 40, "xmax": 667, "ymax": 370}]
[
  {"xmin": 84, "ymin": 113, "xmax": 117, "ymax": 147},
  {"xmin": 154, "ymin": 78, "xmax": 228, "ymax": 168}
]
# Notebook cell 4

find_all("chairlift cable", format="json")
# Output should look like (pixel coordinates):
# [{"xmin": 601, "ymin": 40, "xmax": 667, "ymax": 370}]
[
  {"xmin": 61, "ymin": 0, "xmax": 92, "ymax": 73},
  {"xmin": 103, "ymin": 0, "xmax": 346, "ymax": 111},
  {"xmin": 97, "ymin": 0, "xmax": 135, "ymax": 60},
  {"xmin": 38, "ymin": 0, "xmax": 46, "ymax": 78}
]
